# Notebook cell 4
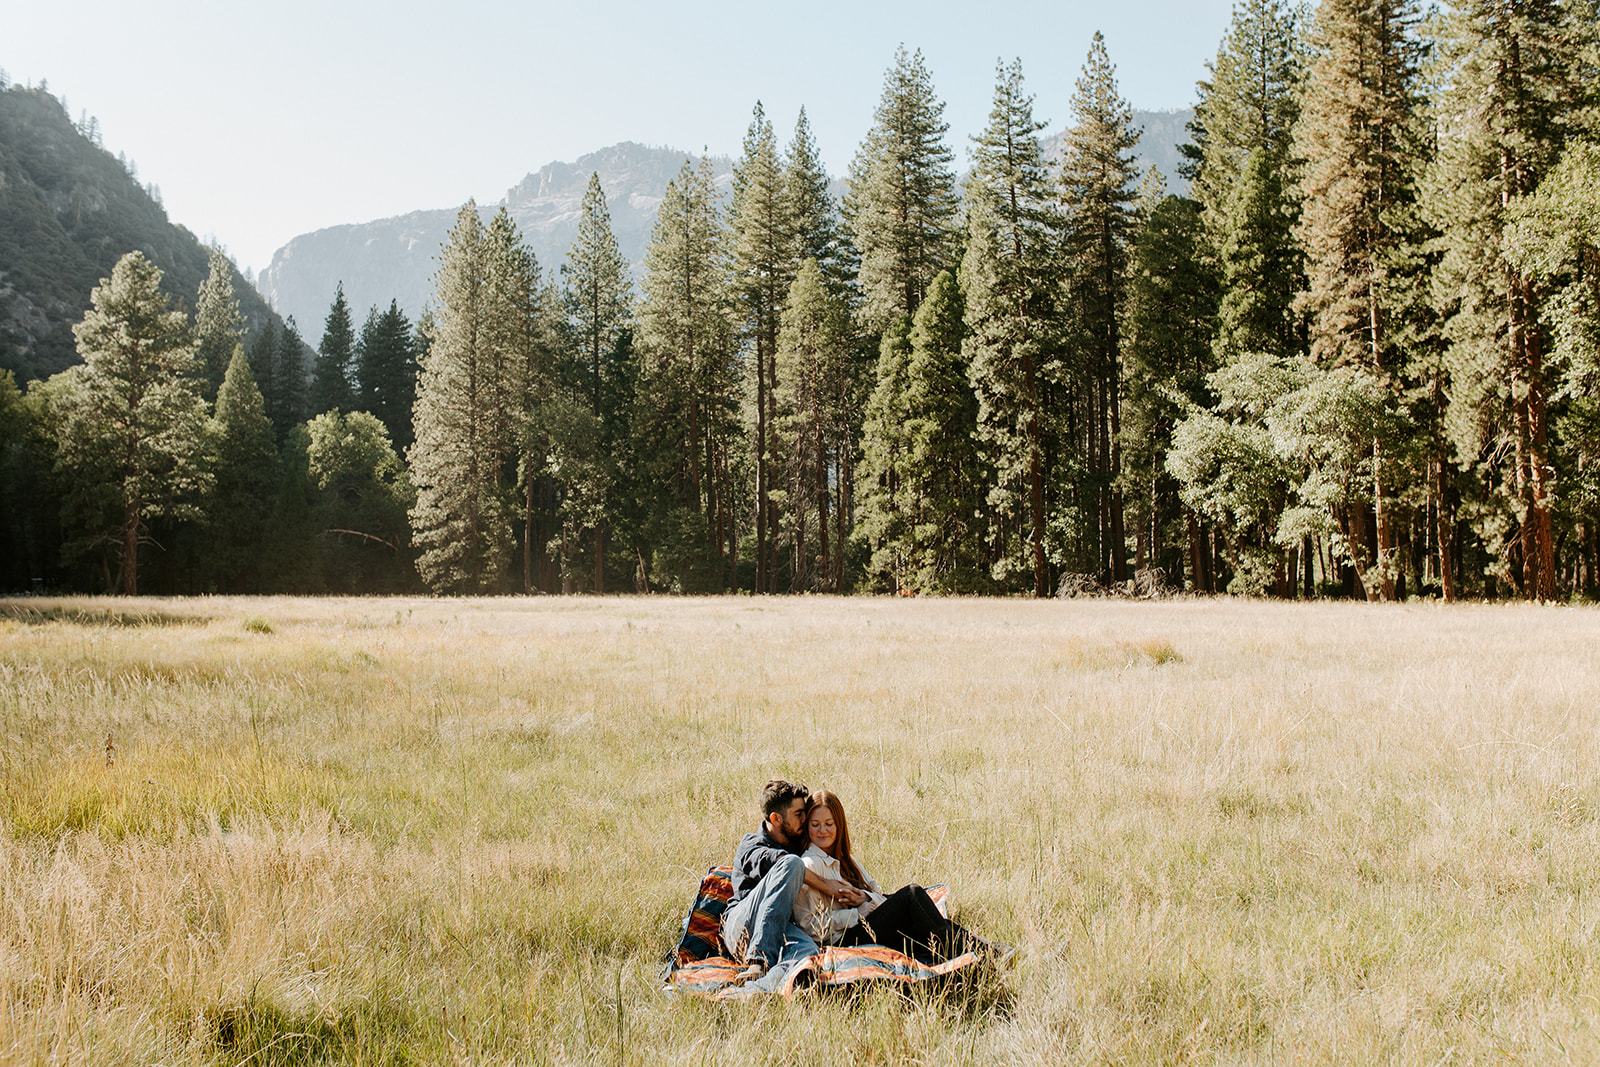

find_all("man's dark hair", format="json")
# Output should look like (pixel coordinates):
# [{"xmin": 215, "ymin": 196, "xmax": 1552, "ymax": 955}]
[{"xmin": 761, "ymin": 779, "xmax": 808, "ymax": 818}]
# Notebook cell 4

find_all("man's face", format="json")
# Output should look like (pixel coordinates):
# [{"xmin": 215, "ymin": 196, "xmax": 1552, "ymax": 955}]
[{"xmin": 769, "ymin": 797, "xmax": 807, "ymax": 845}]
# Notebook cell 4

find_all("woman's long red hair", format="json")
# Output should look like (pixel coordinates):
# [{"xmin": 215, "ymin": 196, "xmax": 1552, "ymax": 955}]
[{"xmin": 807, "ymin": 789, "xmax": 869, "ymax": 891}]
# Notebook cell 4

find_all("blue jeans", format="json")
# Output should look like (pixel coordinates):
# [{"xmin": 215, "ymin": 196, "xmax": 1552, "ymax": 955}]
[{"xmin": 720, "ymin": 854, "xmax": 818, "ymax": 981}]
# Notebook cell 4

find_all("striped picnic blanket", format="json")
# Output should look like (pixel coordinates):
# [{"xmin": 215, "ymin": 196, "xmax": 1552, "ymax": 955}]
[{"xmin": 665, "ymin": 866, "xmax": 981, "ymax": 999}]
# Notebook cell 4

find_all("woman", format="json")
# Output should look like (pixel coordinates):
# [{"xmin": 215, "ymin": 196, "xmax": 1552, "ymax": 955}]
[{"xmin": 792, "ymin": 789, "xmax": 989, "ymax": 962}]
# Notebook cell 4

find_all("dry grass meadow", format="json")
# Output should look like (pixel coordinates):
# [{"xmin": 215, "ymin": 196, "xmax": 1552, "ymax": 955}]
[{"xmin": 4, "ymin": 593, "xmax": 1600, "ymax": 1064}]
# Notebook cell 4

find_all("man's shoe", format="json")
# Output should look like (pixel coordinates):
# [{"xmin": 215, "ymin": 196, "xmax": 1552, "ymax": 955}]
[{"xmin": 731, "ymin": 959, "xmax": 768, "ymax": 985}]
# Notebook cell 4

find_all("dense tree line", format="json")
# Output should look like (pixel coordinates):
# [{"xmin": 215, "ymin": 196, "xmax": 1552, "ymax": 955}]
[{"xmin": 4, "ymin": 4, "xmax": 1599, "ymax": 599}]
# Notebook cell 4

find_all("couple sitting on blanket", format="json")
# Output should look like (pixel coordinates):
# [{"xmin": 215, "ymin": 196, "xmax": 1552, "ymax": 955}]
[{"xmin": 720, "ymin": 779, "xmax": 994, "ymax": 988}]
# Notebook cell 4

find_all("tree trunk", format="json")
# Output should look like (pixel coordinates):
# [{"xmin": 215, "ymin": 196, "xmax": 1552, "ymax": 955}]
[
  {"xmin": 756, "ymin": 331, "xmax": 768, "ymax": 595},
  {"xmin": 1298, "ymin": 535, "xmax": 1310, "ymax": 597},
  {"xmin": 1373, "ymin": 438, "xmax": 1395, "ymax": 601},
  {"xmin": 1187, "ymin": 510, "xmax": 1204, "ymax": 593},
  {"xmin": 119, "ymin": 497, "xmax": 139, "ymax": 596},
  {"xmin": 524, "ymin": 466, "xmax": 535, "ymax": 593}
]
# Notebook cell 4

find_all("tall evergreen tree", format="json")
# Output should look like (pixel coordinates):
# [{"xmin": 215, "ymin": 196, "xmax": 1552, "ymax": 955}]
[
  {"xmin": 355, "ymin": 300, "xmax": 419, "ymax": 454},
  {"xmin": 561, "ymin": 173, "xmax": 631, "ymax": 592},
  {"xmin": 902, "ymin": 270, "xmax": 985, "ymax": 592},
  {"xmin": 1124, "ymin": 193, "xmax": 1221, "ymax": 588},
  {"xmin": 409, "ymin": 202, "xmax": 530, "ymax": 593},
  {"xmin": 855, "ymin": 316, "xmax": 915, "ymax": 590},
  {"xmin": 1427, "ymin": 0, "xmax": 1582, "ymax": 599},
  {"xmin": 1214, "ymin": 148, "xmax": 1303, "ymax": 362},
  {"xmin": 1058, "ymin": 32, "xmax": 1142, "ymax": 585},
  {"xmin": 1507, "ymin": 141, "xmax": 1600, "ymax": 595},
  {"xmin": 50, "ymin": 251, "xmax": 208, "ymax": 594},
  {"xmin": 482, "ymin": 207, "xmax": 537, "ymax": 485},
  {"xmin": 962, "ymin": 59, "xmax": 1064, "ymax": 597},
  {"xmin": 1294, "ymin": 0, "xmax": 1430, "ymax": 600},
  {"xmin": 270, "ymin": 316, "xmax": 310, "ymax": 443},
  {"xmin": 311, "ymin": 282, "xmax": 355, "ymax": 416},
  {"xmin": 1186, "ymin": 0, "xmax": 1306, "ymax": 223},
  {"xmin": 248, "ymin": 318, "xmax": 279, "ymax": 433},
  {"xmin": 787, "ymin": 107, "xmax": 852, "ymax": 292},
  {"xmin": 731, "ymin": 104, "xmax": 793, "ymax": 593},
  {"xmin": 563, "ymin": 173, "xmax": 632, "ymax": 419},
  {"xmin": 1172, "ymin": 0, "xmax": 1311, "ymax": 596},
  {"xmin": 845, "ymin": 46, "xmax": 960, "ymax": 334},
  {"xmin": 193, "ymin": 247, "xmax": 244, "ymax": 403},
  {"xmin": 774, "ymin": 259, "xmax": 853, "ymax": 591},
  {"xmin": 635, "ymin": 158, "xmax": 738, "ymax": 591},
  {"xmin": 203, "ymin": 346, "xmax": 277, "ymax": 592}
]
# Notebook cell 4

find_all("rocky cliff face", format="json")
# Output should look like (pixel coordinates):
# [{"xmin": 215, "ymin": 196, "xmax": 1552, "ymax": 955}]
[
  {"xmin": 258, "ymin": 143, "xmax": 734, "ymax": 332},
  {"xmin": 259, "ymin": 111, "xmax": 1192, "ymax": 333}
]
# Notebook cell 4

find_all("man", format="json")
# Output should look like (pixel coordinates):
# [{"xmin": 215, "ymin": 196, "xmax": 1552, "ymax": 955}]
[{"xmin": 720, "ymin": 779, "xmax": 865, "ymax": 986}]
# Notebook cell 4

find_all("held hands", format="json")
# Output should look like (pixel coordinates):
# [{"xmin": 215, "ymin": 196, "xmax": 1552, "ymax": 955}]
[{"xmin": 827, "ymin": 879, "xmax": 868, "ymax": 907}]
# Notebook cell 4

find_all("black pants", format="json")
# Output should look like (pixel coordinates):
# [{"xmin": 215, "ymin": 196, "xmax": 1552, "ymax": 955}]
[{"xmin": 839, "ymin": 884, "xmax": 977, "ymax": 961}]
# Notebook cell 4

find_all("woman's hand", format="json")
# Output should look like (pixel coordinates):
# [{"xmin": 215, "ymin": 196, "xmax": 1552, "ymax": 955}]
[{"xmin": 825, "ymin": 879, "xmax": 868, "ymax": 907}]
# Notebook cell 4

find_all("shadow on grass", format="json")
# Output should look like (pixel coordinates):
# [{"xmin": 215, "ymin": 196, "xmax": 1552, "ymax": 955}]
[
  {"xmin": 213, "ymin": 996, "xmax": 422, "ymax": 1066},
  {"xmin": 0, "ymin": 601, "xmax": 212, "ymax": 627}
]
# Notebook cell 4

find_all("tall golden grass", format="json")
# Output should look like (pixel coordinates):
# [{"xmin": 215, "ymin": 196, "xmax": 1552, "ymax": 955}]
[{"xmin": 3, "ymin": 594, "xmax": 1599, "ymax": 1064}]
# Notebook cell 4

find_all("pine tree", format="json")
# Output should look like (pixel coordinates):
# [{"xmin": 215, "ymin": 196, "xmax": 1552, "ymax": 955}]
[
  {"xmin": 1187, "ymin": 0, "xmax": 1306, "ymax": 224},
  {"xmin": 1124, "ymin": 193, "xmax": 1221, "ymax": 587},
  {"xmin": 1427, "ymin": 0, "xmax": 1582, "ymax": 599},
  {"xmin": 902, "ymin": 270, "xmax": 984, "ymax": 592},
  {"xmin": 262, "ymin": 424, "xmax": 322, "ymax": 593},
  {"xmin": 635, "ymin": 158, "xmax": 738, "ymax": 591},
  {"xmin": 787, "ymin": 107, "xmax": 851, "ymax": 293},
  {"xmin": 1214, "ymin": 149, "xmax": 1302, "ymax": 362},
  {"xmin": 482, "ymin": 207, "xmax": 536, "ymax": 482},
  {"xmin": 774, "ymin": 259, "xmax": 852, "ymax": 590},
  {"xmin": 564, "ymin": 172, "xmax": 632, "ymax": 419},
  {"xmin": 1186, "ymin": 0, "xmax": 1309, "ymax": 598},
  {"xmin": 204, "ymin": 346, "xmax": 277, "ymax": 592},
  {"xmin": 355, "ymin": 300, "xmax": 419, "ymax": 454},
  {"xmin": 1294, "ymin": 0, "xmax": 1430, "ymax": 600},
  {"xmin": 560, "ymin": 174, "xmax": 631, "ymax": 592},
  {"xmin": 193, "ymin": 247, "xmax": 244, "ymax": 403},
  {"xmin": 1058, "ymin": 32, "xmax": 1142, "ymax": 586},
  {"xmin": 845, "ymin": 46, "xmax": 960, "ymax": 334},
  {"xmin": 731, "ymin": 103, "xmax": 794, "ymax": 593},
  {"xmin": 272, "ymin": 316, "xmax": 310, "ymax": 443},
  {"xmin": 53, "ymin": 251, "xmax": 208, "ymax": 594},
  {"xmin": 1506, "ymin": 141, "xmax": 1600, "ymax": 595},
  {"xmin": 855, "ymin": 316, "xmax": 915, "ymax": 590},
  {"xmin": 311, "ymin": 282, "xmax": 355, "ymax": 416},
  {"xmin": 409, "ymin": 201, "xmax": 525, "ymax": 593},
  {"xmin": 961, "ymin": 59, "xmax": 1064, "ymax": 596},
  {"xmin": 248, "ymin": 318, "xmax": 279, "ymax": 432}
]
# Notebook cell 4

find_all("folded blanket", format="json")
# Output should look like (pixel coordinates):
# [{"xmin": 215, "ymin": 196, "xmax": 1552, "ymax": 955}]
[{"xmin": 665, "ymin": 866, "xmax": 980, "ymax": 999}]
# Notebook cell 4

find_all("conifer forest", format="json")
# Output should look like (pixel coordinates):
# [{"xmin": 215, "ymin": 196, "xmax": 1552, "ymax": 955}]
[{"xmin": 5, "ymin": 0, "xmax": 1600, "ymax": 601}]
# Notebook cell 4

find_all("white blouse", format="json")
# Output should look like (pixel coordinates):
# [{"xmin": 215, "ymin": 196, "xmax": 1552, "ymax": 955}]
[{"xmin": 792, "ymin": 844, "xmax": 887, "ymax": 945}]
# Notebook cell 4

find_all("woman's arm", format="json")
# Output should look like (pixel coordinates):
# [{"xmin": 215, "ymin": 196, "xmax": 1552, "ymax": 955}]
[{"xmin": 801, "ymin": 849, "xmax": 869, "ymax": 906}]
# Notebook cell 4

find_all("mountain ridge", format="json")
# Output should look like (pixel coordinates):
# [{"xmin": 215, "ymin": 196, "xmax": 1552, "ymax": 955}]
[
  {"xmin": 0, "ymin": 84, "xmax": 280, "ymax": 384},
  {"xmin": 258, "ymin": 109, "xmax": 1193, "ymax": 332}
]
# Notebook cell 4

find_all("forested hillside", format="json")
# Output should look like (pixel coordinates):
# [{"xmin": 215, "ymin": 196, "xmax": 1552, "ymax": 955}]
[
  {"xmin": 0, "ymin": 81, "xmax": 278, "ymax": 383},
  {"xmin": 5, "ymin": 5, "xmax": 1599, "ymax": 601}
]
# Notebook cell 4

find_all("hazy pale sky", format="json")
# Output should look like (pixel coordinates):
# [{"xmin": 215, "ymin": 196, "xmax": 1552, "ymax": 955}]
[{"xmin": 6, "ymin": 0, "xmax": 1235, "ymax": 276}]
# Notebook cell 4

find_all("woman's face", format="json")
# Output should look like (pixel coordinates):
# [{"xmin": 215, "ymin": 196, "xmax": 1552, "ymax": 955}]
[{"xmin": 807, "ymin": 805, "xmax": 838, "ymax": 854}]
